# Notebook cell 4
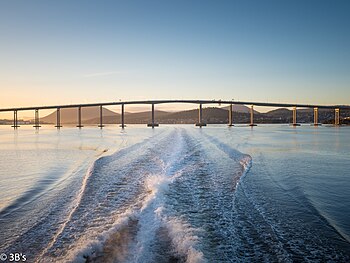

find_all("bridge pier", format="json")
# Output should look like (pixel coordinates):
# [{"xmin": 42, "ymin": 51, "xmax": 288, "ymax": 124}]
[
  {"xmin": 313, "ymin": 107, "xmax": 321, "ymax": 126},
  {"xmin": 120, "ymin": 104, "xmax": 126, "ymax": 128},
  {"xmin": 196, "ymin": 103, "xmax": 206, "ymax": 127},
  {"xmin": 249, "ymin": 105, "xmax": 257, "ymax": 126},
  {"xmin": 11, "ymin": 110, "xmax": 20, "ymax": 129},
  {"xmin": 228, "ymin": 104, "xmax": 234, "ymax": 126},
  {"xmin": 76, "ymin": 106, "xmax": 84, "ymax": 128},
  {"xmin": 147, "ymin": 103, "xmax": 159, "ymax": 128},
  {"xmin": 55, "ymin": 108, "xmax": 62, "ymax": 128},
  {"xmin": 335, "ymin": 108, "xmax": 340, "ymax": 125},
  {"xmin": 33, "ymin": 109, "xmax": 41, "ymax": 128},
  {"xmin": 291, "ymin": 106, "xmax": 300, "ymax": 126},
  {"xmin": 98, "ymin": 105, "xmax": 104, "ymax": 128}
]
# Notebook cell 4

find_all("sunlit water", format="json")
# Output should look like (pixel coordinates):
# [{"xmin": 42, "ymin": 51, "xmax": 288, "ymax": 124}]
[{"xmin": 0, "ymin": 124, "xmax": 349, "ymax": 262}]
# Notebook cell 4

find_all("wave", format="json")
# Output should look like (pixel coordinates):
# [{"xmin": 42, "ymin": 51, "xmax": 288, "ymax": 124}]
[
  {"xmin": 60, "ymin": 129, "xmax": 207, "ymax": 263},
  {"xmin": 38, "ymin": 161, "xmax": 97, "ymax": 260},
  {"xmin": 4, "ymin": 127, "xmax": 253, "ymax": 262}
]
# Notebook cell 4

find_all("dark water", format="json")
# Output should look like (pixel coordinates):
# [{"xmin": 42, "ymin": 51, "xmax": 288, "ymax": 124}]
[{"xmin": 0, "ymin": 125, "xmax": 349, "ymax": 262}]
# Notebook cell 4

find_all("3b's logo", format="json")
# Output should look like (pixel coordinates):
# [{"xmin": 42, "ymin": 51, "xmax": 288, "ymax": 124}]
[{"xmin": 0, "ymin": 253, "xmax": 26, "ymax": 262}]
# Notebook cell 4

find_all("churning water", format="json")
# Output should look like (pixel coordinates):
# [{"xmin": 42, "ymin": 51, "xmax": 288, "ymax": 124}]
[{"xmin": 0, "ymin": 125, "xmax": 349, "ymax": 262}]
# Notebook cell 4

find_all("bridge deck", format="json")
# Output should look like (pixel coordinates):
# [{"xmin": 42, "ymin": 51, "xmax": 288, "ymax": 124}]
[{"xmin": 0, "ymin": 100, "xmax": 349, "ymax": 112}]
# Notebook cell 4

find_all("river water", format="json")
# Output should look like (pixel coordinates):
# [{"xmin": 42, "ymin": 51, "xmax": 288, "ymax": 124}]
[{"xmin": 0, "ymin": 124, "xmax": 349, "ymax": 262}]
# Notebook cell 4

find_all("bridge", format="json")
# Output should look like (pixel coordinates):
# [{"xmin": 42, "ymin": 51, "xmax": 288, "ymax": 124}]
[{"xmin": 0, "ymin": 99, "xmax": 349, "ymax": 129}]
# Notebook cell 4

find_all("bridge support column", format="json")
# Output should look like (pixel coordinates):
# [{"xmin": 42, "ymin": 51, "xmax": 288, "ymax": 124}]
[
  {"xmin": 335, "ymin": 108, "xmax": 340, "ymax": 125},
  {"xmin": 11, "ymin": 110, "xmax": 19, "ymax": 129},
  {"xmin": 98, "ymin": 105, "xmax": 104, "ymax": 128},
  {"xmin": 77, "ymin": 106, "xmax": 84, "ymax": 128},
  {"xmin": 55, "ymin": 108, "xmax": 62, "ymax": 128},
  {"xmin": 33, "ymin": 109, "xmax": 41, "ymax": 128},
  {"xmin": 228, "ymin": 104, "xmax": 234, "ymax": 126},
  {"xmin": 313, "ymin": 107, "xmax": 320, "ymax": 126},
  {"xmin": 120, "ymin": 104, "xmax": 126, "ymax": 128},
  {"xmin": 33, "ymin": 109, "xmax": 40, "ymax": 128},
  {"xmin": 249, "ymin": 105, "xmax": 257, "ymax": 126},
  {"xmin": 291, "ymin": 106, "xmax": 300, "ymax": 126},
  {"xmin": 147, "ymin": 103, "xmax": 158, "ymax": 128},
  {"xmin": 196, "ymin": 103, "xmax": 206, "ymax": 127}
]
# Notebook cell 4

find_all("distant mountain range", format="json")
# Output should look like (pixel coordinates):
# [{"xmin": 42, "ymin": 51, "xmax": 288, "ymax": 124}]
[
  {"xmin": 36, "ymin": 106, "xmax": 350, "ymax": 125},
  {"xmin": 38, "ymin": 105, "xmax": 255, "ymax": 124},
  {"xmin": 1, "ymin": 105, "xmax": 348, "ymax": 125}
]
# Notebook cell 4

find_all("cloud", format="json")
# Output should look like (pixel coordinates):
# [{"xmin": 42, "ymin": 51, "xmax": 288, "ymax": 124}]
[{"xmin": 82, "ymin": 71, "xmax": 123, "ymax": 78}]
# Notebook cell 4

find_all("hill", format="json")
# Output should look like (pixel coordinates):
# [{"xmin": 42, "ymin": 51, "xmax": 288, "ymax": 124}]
[
  {"xmin": 85, "ymin": 110, "xmax": 170, "ymax": 124},
  {"xmin": 41, "ymin": 106, "xmax": 119, "ymax": 124},
  {"xmin": 221, "ymin": 105, "xmax": 259, "ymax": 114}
]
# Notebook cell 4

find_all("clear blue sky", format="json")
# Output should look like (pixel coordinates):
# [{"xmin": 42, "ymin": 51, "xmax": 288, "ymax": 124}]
[{"xmin": 0, "ymin": 0, "xmax": 349, "ymax": 111}]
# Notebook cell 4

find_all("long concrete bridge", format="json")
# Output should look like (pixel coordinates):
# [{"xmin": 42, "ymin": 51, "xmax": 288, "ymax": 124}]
[{"xmin": 0, "ymin": 99, "xmax": 349, "ymax": 129}]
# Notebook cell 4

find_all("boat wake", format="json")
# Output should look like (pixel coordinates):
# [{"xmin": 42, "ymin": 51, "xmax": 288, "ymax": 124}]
[{"xmin": 18, "ymin": 127, "xmax": 251, "ymax": 263}]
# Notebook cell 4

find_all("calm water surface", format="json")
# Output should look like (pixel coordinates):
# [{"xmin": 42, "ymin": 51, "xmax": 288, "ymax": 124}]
[{"xmin": 0, "ymin": 124, "xmax": 349, "ymax": 262}]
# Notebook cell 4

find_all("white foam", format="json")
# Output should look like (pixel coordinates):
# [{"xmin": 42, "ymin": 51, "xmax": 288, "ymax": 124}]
[
  {"xmin": 127, "ymin": 169, "xmax": 185, "ymax": 262},
  {"xmin": 240, "ymin": 154, "xmax": 252, "ymax": 176},
  {"xmin": 62, "ymin": 208, "xmax": 137, "ymax": 263},
  {"xmin": 162, "ymin": 215, "xmax": 206, "ymax": 263},
  {"xmin": 38, "ymin": 160, "xmax": 97, "ymax": 261},
  {"xmin": 143, "ymin": 169, "xmax": 206, "ymax": 262},
  {"xmin": 49, "ymin": 137, "xmax": 185, "ymax": 261}
]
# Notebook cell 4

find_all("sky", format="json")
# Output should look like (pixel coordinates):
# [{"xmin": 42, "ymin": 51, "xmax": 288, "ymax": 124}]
[{"xmin": 0, "ymin": 0, "xmax": 349, "ymax": 117}]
